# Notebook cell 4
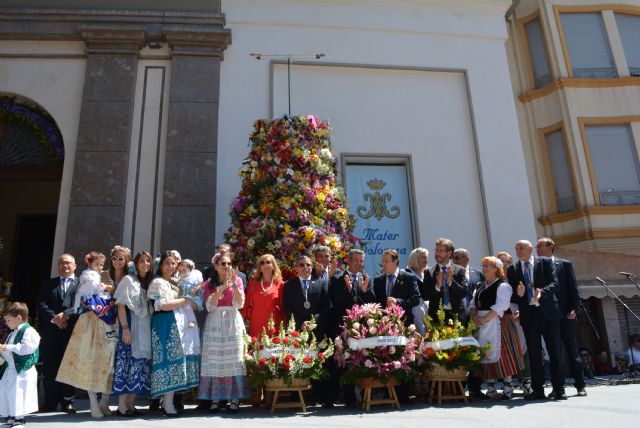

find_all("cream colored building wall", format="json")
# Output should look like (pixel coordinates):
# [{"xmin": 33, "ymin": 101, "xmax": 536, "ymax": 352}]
[{"xmin": 507, "ymin": 0, "xmax": 640, "ymax": 254}]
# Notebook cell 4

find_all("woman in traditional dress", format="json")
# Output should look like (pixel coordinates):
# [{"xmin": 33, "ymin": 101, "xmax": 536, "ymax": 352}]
[
  {"xmin": 470, "ymin": 256, "xmax": 525, "ymax": 400},
  {"xmin": 147, "ymin": 251, "xmax": 200, "ymax": 417},
  {"xmin": 112, "ymin": 251, "xmax": 153, "ymax": 416},
  {"xmin": 198, "ymin": 253, "xmax": 248, "ymax": 413},
  {"xmin": 57, "ymin": 245, "xmax": 131, "ymax": 418},
  {"xmin": 241, "ymin": 253, "xmax": 285, "ymax": 338},
  {"xmin": 496, "ymin": 251, "xmax": 532, "ymax": 396}
]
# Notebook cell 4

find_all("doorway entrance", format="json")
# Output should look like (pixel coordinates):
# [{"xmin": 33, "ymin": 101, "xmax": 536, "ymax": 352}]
[{"xmin": 0, "ymin": 95, "xmax": 64, "ymax": 321}]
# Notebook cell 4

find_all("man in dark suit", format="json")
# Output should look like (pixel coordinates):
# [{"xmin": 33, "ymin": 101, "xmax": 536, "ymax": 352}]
[
  {"xmin": 452, "ymin": 248, "xmax": 485, "ymax": 326},
  {"xmin": 508, "ymin": 240, "xmax": 565, "ymax": 401},
  {"xmin": 373, "ymin": 249, "xmax": 420, "ymax": 324},
  {"xmin": 283, "ymin": 254, "xmax": 331, "ymax": 407},
  {"xmin": 537, "ymin": 237, "xmax": 586, "ymax": 397},
  {"xmin": 328, "ymin": 249, "xmax": 376, "ymax": 407},
  {"xmin": 312, "ymin": 245, "xmax": 339, "ymax": 281},
  {"xmin": 424, "ymin": 238, "xmax": 468, "ymax": 324},
  {"xmin": 37, "ymin": 253, "xmax": 80, "ymax": 413}
]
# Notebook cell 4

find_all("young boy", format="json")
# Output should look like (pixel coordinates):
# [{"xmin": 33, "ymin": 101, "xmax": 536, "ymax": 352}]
[{"xmin": 0, "ymin": 302, "xmax": 40, "ymax": 427}]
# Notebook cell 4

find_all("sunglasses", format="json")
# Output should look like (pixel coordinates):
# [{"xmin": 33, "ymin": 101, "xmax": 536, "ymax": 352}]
[
  {"xmin": 297, "ymin": 263, "xmax": 312, "ymax": 268},
  {"xmin": 111, "ymin": 256, "xmax": 126, "ymax": 262},
  {"xmin": 260, "ymin": 260, "xmax": 272, "ymax": 265},
  {"xmin": 219, "ymin": 261, "xmax": 232, "ymax": 267}
]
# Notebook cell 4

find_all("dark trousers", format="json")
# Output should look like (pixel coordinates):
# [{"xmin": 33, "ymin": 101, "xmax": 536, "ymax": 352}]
[
  {"xmin": 41, "ymin": 342, "xmax": 76, "ymax": 408},
  {"xmin": 561, "ymin": 317, "xmax": 585, "ymax": 389},
  {"xmin": 522, "ymin": 307, "xmax": 564, "ymax": 395}
]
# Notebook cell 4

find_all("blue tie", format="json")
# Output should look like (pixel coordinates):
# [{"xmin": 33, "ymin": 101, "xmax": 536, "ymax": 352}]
[
  {"xmin": 442, "ymin": 266, "xmax": 450, "ymax": 306},
  {"xmin": 524, "ymin": 261, "xmax": 533, "ymax": 303},
  {"xmin": 303, "ymin": 280, "xmax": 310, "ymax": 291},
  {"xmin": 386, "ymin": 274, "xmax": 395, "ymax": 296},
  {"xmin": 466, "ymin": 281, "xmax": 473, "ymax": 307},
  {"xmin": 351, "ymin": 274, "xmax": 358, "ymax": 296}
]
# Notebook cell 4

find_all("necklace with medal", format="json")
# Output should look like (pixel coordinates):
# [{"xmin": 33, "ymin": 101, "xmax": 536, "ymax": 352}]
[
  {"xmin": 303, "ymin": 280, "xmax": 311, "ymax": 309},
  {"xmin": 260, "ymin": 279, "xmax": 273, "ymax": 296}
]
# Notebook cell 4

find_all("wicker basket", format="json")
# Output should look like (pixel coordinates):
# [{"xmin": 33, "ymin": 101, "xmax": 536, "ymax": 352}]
[
  {"xmin": 357, "ymin": 377, "xmax": 398, "ymax": 389},
  {"xmin": 264, "ymin": 377, "xmax": 310, "ymax": 389},
  {"xmin": 424, "ymin": 364, "xmax": 468, "ymax": 380}
]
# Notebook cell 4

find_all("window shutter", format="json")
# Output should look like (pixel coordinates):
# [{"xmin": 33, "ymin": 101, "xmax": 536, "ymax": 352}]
[
  {"xmin": 615, "ymin": 13, "xmax": 640, "ymax": 76},
  {"xmin": 560, "ymin": 13, "xmax": 617, "ymax": 78},
  {"xmin": 544, "ymin": 130, "xmax": 576, "ymax": 212},
  {"xmin": 586, "ymin": 125, "xmax": 640, "ymax": 205},
  {"xmin": 524, "ymin": 18, "xmax": 552, "ymax": 88}
]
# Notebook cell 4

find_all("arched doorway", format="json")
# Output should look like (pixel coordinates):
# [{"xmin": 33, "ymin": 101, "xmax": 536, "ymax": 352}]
[{"xmin": 0, "ymin": 95, "xmax": 64, "ymax": 317}]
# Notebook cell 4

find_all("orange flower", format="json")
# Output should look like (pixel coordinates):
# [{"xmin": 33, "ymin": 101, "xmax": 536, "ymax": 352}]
[{"xmin": 424, "ymin": 348, "xmax": 436, "ymax": 357}]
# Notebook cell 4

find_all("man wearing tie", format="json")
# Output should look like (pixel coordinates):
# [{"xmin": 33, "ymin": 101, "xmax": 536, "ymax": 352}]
[
  {"xmin": 507, "ymin": 240, "xmax": 564, "ymax": 401},
  {"xmin": 425, "ymin": 238, "xmax": 468, "ymax": 324},
  {"xmin": 37, "ymin": 254, "xmax": 80, "ymax": 413},
  {"xmin": 452, "ymin": 248, "xmax": 485, "ymax": 326},
  {"xmin": 312, "ymin": 245, "xmax": 338, "ymax": 281},
  {"xmin": 283, "ymin": 254, "xmax": 331, "ymax": 407},
  {"xmin": 328, "ymin": 249, "xmax": 376, "ymax": 406},
  {"xmin": 373, "ymin": 249, "xmax": 420, "ymax": 324},
  {"xmin": 536, "ymin": 237, "xmax": 586, "ymax": 397}
]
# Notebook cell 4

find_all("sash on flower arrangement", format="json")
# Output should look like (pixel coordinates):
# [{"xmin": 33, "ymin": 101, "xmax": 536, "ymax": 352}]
[
  {"xmin": 422, "ymin": 336, "xmax": 480, "ymax": 351},
  {"xmin": 258, "ymin": 347, "xmax": 318, "ymax": 358},
  {"xmin": 347, "ymin": 336, "xmax": 408, "ymax": 350}
]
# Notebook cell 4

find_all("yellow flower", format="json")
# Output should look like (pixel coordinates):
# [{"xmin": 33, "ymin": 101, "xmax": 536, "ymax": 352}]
[
  {"xmin": 316, "ymin": 193, "xmax": 326, "ymax": 203},
  {"xmin": 283, "ymin": 224, "xmax": 292, "ymax": 234}
]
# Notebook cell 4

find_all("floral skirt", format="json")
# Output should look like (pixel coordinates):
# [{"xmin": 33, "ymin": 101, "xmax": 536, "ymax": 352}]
[
  {"xmin": 150, "ymin": 311, "xmax": 200, "ymax": 397},
  {"xmin": 112, "ymin": 315, "xmax": 151, "ymax": 396},
  {"xmin": 197, "ymin": 375, "xmax": 249, "ymax": 401},
  {"xmin": 483, "ymin": 316, "xmax": 526, "ymax": 380},
  {"xmin": 56, "ymin": 312, "xmax": 116, "ymax": 393}
]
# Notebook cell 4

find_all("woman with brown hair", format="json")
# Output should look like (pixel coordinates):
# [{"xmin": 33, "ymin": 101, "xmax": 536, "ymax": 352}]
[
  {"xmin": 241, "ymin": 253, "xmax": 285, "ymax": 337},
  {"xmin": 112, "ymin": 251, "xmax": 154, "ymax": 416}
]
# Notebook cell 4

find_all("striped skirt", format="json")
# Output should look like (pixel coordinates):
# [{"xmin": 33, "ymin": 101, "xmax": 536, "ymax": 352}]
[{"xmin": 483, "ymin": 316, "xmax": 526, "ymax": 380}]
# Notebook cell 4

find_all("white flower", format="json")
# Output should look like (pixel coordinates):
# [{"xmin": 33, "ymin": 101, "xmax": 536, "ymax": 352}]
[
  {"xmin": 448, "ymin": 319, "xmax": 454, "ymax": 326},
  {"xmin": 382, "ymin": 316, "xmax": 389, "ymax": 323},
  {"xmin": 408, "ymin": 324, "xmax": 416, "ymax": 333},
  {"xmin": 334, "ymin": 337, "xmax": 343, "ymax": 348},
  {"xmin": 364, "ymin": 359, "xmax": 374, "ymax": 368},
  {"xmin": 409, "ymin": 353, "xmax": 416, "ymax": 362},
  {"xmin": 369, "ymin": 327, "xmax": 377, "ymax": 335},
  {"xmin": 367, "ymin": 318, "xmax": 375, "ymax": 326},
  {"xmin": 389, "ymin": 346, "xmax": 396, "ymax": 354},
  {"xmin": 344, "ymin": 352, "xmax": 351, "ymax": 359},
  {"xmin": 393, "ymin": 361, "xmax": 402, "ymax": 369},
  {"xmin": 352, "ymin": 322, "xmax": 361, "ymax": 330}
]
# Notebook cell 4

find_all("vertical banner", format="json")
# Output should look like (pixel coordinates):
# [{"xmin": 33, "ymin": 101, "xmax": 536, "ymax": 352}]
[{"xmin": 345, "ymin": 163, "xmax": 415, "ymax": 276}]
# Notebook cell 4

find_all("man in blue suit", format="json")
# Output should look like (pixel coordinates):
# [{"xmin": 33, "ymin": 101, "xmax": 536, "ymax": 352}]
[
  {"xmin": 508, "ymin": 240, "xmax": 565, "ymax": 401},
  {"xmin": 537, "ymin": 237, "xmax": 586, "ymax": 397}
]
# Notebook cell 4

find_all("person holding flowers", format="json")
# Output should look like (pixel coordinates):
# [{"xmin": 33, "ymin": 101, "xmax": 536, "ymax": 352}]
[
  {"xmin": 242, "ymin": 254, "xmax": 285, "ymax": 338},
  {"xmin": 469, "ymin": 256, "xmax": 525, "ymax": 400},
  {"xmin": 198, "ymin": 253, "xmax": 248, "ymax": 413}
]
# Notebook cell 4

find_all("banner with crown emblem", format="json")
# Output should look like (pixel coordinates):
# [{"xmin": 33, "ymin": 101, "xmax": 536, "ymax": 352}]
[{"xmin": 344, "ymin": 163, "xmax": 415, "ymax": 275}]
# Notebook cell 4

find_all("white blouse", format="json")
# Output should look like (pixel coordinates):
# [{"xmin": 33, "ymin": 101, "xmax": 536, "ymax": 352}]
[{"xmin": 470, "ymin": 280, "xmax": 513, "ymax": 318}]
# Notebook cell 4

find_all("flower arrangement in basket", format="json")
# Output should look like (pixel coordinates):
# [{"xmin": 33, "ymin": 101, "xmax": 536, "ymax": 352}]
[
  {"xmin": 418, "ymin": 306, "xmax": 486, "ymax": 375},
  {"xmin": 244, "ymin": 316, "xmax": 334, "ymax": 388},
  {"xmin": 334, "ymin": 303, "xmax": 421, "ymax": 385}
]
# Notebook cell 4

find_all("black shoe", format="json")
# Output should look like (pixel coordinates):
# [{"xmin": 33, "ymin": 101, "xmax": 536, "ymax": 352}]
[
  {"xmin": 576, "ymin": 388, "xmax": 587, "ymax": 397},
  {"xmin": 39, "ymin": 406, "xmax": 57, "ymax": 413},
  {"xmin": 551, "ymin": 392, "xmax": 567, "ymax": 401},
  {"xmin": 322, "ymin": 402, "xmax": 335, "ymax": 409},
  {"xmin": 10, "ymin": 419, "xmax": 26, "ymax": 427},
  {"xmin": 115, "ymin": 410, "xmax": 136, "ymax": 417},
  {"xmin": 547, "ymin": 391, "xmax": 555, "ymax": 400},
  {"xmin": 209, "ymin": 402, "xmax": 219, "ymax": 414},
  {"xmin": 469, "ymin": 391, "xmax": 489, "ymax": 401},
  {"xmin": 229, "ymin": 401, "xmax": 240, "ymax": 414},
  {"xmin": 61, "ymin": 401, "xmax": 76, "ymax": 414},
  {"xmin": 524, "ymin": 391, "xmax": 546, "ymax": 401},
  {"xmin": 148, "ymin": 399, "xmax": 160, "ymax": 411},
  {"xmin": 196, "ymin": 401, "xmax": 210, "ymax": 411},
  {"xmin": 160, "ymin": 409, "xmax": 179, "ymax": 418}
]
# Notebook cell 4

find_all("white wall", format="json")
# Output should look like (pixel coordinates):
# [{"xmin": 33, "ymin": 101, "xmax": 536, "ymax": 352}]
[
  {"xmin": 0, "ymin": 41, "xmax": 86, "ymax": 273},
  {"xmin": 217, "ymin": 0, "xmax": 537, "ymax": 262}
]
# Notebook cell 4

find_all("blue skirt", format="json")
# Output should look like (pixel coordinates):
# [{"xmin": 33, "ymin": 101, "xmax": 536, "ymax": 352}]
[
  {"xmin": 150, "ymin": 311, "xmax": 200, "ymax": 397},
  {"xmin": 112, "ymin": 312, "xmax": 151, "ymax": 396},
  {"xmin": 197, "ymin": 375, "xmax": 249, "ymax": 401}
]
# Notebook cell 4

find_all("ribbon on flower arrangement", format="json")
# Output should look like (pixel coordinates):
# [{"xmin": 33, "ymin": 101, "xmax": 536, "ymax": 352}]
[
  {"xmin": 347, "ymin": 336, "xmax": 408, "ymax": 350},
  {"xmin": 258, "ymin": 347, "xmax": 318, "ymax": 358},
  {"xmin": 422, "ymin": 336, "xmax": 480, "ymax": 351}
]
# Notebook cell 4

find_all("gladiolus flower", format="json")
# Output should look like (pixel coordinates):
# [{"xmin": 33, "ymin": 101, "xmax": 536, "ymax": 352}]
[
  {"xmin": 272, "ymin": 337, "xmax": 281, "ymax": 344},
  {"xmin": 318, "ymin": 352, "xmax": 325, "ymax": 360},
  {"xmin": 258, "ymin": 358, "xmax": 267, "ymax": 367},
  {"xmin": 283, "ymin": 337, "xmax": 290, "ymax": 345},
  {"xmin": 303, "ymin": 356, "xmax": 312, "ymax": 364}
]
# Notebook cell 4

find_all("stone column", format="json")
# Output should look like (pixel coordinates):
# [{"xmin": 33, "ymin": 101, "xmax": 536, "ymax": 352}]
[
  {"xmin": 65, "ymin": 28, "xmax": 145, "ymax": 257},
  {"xmin": 160, "ymin": 29, "xmax": 231, "ymax": 266}
]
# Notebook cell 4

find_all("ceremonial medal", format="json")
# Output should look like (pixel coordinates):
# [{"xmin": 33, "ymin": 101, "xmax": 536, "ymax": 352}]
[{"xmin": 304, "ymin": 300, "xmax": 311, "ymax": 309}]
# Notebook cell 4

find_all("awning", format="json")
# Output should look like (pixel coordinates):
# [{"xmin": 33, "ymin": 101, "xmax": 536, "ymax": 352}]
[{"xmin": 579, "ymin": 283, "xmax": 640, "ymax": 299}]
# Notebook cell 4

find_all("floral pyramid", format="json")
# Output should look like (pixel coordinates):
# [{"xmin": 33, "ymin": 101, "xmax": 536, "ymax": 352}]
[{"xmin": 225, "ymin": 115, "xmax": 358, "ymax": 278}]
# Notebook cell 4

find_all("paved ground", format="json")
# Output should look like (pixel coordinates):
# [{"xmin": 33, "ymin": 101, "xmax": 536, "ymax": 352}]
[{"xmin": 25, "ymin": 378, "xmax": 640, "ymax": 428}]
